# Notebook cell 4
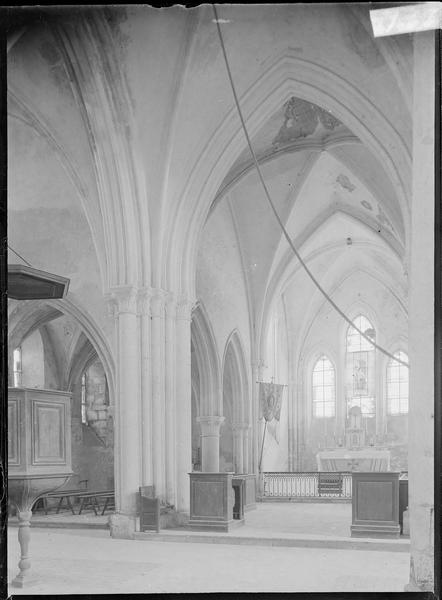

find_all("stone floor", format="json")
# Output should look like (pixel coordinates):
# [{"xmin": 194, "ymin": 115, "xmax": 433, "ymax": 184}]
[
  {"xmin": 8, "ymin": 502, "xmax": 411, "ymax": 595},
  {"xmin": 13, "ymin": 501, "xmax": 355, "ymax": 534}
]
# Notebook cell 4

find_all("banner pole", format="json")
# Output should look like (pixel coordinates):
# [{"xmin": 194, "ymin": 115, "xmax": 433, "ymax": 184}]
[{"xmin": 258, "ymin": 420, "xmax": 267, "ymax": 472}]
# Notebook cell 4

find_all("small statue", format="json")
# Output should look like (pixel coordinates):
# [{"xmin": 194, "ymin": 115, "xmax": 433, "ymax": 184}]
[{"xmin": 348, "ymin": 405, "xmax": 362, "ymax": 430}]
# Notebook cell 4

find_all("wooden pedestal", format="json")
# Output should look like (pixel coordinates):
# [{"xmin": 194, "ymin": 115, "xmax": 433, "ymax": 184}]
[
  {"xmin": 351, "ymin": 472, "xmax": 400, "ymax": 538},
  {"xmin": 188, "ymin": 472, "xmax": 244, "ymax": 531},
  {"xmin": 234, "ymin": 474, "xmax": 256, "ymax": 511}
]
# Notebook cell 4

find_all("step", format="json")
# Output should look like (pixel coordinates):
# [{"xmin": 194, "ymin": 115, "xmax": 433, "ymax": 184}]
[
  {"xmin": 8, "ymin": 517, "xmax": 109, "ymax": 530},
  {"xmin": 133, "ymin": 528, "xmax": 410, "ymax": 552}
]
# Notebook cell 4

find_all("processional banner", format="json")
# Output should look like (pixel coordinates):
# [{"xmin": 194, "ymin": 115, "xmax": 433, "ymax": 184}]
[{"xmin": 259, "ymin": 382, "xmax": 284, "ymax": 422}]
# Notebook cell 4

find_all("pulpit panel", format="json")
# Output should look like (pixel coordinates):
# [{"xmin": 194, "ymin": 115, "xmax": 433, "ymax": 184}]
[
  {"xmin": 8, "ymin": 399, "xmax": 20, "ymax": 466},
  {"xmin": 32, "ymin": 401, "xmax": 66, "ymax": 464},
  {"xmin": 192, "ymin": 480, "xmax": 224, "ymax": 518},
  {"xmin": 357, "ymin": 481, "xmax": 394, "ymax": 521}
]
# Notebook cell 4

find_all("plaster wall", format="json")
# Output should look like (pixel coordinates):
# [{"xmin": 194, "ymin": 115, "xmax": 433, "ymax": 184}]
[
  {"xmin": 20, "ymin": 329, "xmax": 45, "ymax": 389},
  {"xmin": 40, "ymin": 327, "xmax": 62, "ymax": 390},
  {"xmin": 406, "ymin": 30, "xmax": 435, "ymax": 592},
  {"xmin": 260, "ymin": 297, "xmax": 289, "ymax": 471},
  {"xmin": 70, "ymin": 362, "xmax": 114, "ymax": 492},
  {"xmin": 196, "ymin": 199, "xmax": 251, "ymax": 365},
  {"xmin": 8, "ymin": 22, "xmax": 104, "ymax": 264},
  {"xmin": 8, "ymin": 117, "xmax": 114, "ymax": 351}
]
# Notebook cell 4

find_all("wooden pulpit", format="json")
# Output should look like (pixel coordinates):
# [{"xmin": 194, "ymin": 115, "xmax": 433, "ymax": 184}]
[{"xmin": 8, "ymin": 387, "xmax": 73, "ymax": 586}]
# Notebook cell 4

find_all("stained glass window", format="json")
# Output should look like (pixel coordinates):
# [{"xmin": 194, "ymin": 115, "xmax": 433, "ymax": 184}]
[{"xmin": 346, "ymin": 315, "xmax": 375, "ymax": 417}]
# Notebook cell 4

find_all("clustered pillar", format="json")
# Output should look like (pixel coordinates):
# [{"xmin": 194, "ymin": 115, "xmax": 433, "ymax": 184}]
[
  {"xmin": 175, "ymin": 297, "xmax": 193, "ymax": 512},
  {"xmin": 107, "ymin": 286, "xmax": 194, "ymax": 537}
]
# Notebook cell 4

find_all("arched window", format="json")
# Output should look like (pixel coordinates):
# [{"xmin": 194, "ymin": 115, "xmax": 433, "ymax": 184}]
[
  {"xmin": 13, "ymin": 347, "xmax": 22, "ymax": 387},
  {"xmin": 387, "ymin": 351, "xmax": 409, "ymax": 415},
  {"xmin": 312, "ymin": 355, "xmax": 336, "ymax": 418},
  {"xmin": 346, "ymin": 315, "xmax": 376, "ymax": 416},
  {"xmin": 81, "ymin": 372, "xmax": 87, "ymax": 424}
]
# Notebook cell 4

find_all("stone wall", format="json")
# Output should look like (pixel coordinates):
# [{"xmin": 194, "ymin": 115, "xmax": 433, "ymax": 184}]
[{"xmin": 70, "ymin": 359, "xmax": 114, "ymax": 491}]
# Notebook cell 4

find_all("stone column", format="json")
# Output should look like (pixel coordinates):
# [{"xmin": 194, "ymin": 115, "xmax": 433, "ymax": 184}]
[
  {"xmin": 165, "ymin": 293, "xmax": 177, "ymax": 507},
  {"xmin": 406, "ymin": 30, "xmax": 435, "ymax": 592},
  {"xmin": 197, "ymin": 416, "xmax": 225, "ymax": 472},
  {"xmin": 232, "ymin": 422, "xmax": 249, "ymax": 473},
  {"xmin": 175, "ymin": 296, "xmax": 193, "ymax": 513},
  {"xmin": 288, "ymin": 379, "xmax": 300, "ymax": 470},
  {"xmin": 138, "ymin": 288, "xmax": 153, "ymax": 487},
  {"xmin": 108, "ymin": 286, "xmax": 141, "ymax": 538},
  {"xmin": 287, "ymin": 343, "xmax": 295, "ymax": 470},
  {"xmin": 242, "ymin": 424, "xmax": 250, "ymax": 474},
  {"xmin": 150, "ymin": 289, "xmax": 166, "ymax": 500}
]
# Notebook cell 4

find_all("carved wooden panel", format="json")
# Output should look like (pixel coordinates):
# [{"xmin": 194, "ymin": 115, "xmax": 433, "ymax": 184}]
[
  {"xmin": 245, "ymin": 475, "xmax": 256, "ymax": 506},
  {"xmin": 32, "ymin": 401, "xmax": 66, "ymax": 464},
  {"xmin": 192, "ymin": 480, "xmax": 224, "ymax": 518},
  {"xmin": 358, "ymin": 481, "xmax": 393, "ymax": 521},
  {"xmin": 8, "ymin": 399, "xmax": 20, "ymax": 466}
]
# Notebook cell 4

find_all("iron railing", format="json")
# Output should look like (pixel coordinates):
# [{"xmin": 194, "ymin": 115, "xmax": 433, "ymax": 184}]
[{"xmin": 262, "ymin": 471, "xmax": 352, "ymax": 498}]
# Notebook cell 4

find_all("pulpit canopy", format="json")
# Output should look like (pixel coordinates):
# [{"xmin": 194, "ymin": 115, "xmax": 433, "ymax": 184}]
[{"xmin": 8, "ymin": 264, "xmax": 70, "ymax": 300}]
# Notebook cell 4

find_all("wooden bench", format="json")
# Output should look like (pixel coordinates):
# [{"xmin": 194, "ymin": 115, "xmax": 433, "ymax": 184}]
[
  {"xmin": 33, "ymin": 489, "xmax": 84, "ymax": 515},
  {"xmin": 78, "ymin": 491, "xmax": 115, "ymax": 516},
  {"xmin": 33, "ymin": 489, "xmax": 115, "ymax": 516}
]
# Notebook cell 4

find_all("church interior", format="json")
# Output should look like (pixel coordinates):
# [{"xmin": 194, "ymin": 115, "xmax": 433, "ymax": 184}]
[{"xmin": 6, "ymin": 3, "xmax": 437, "ymax": 594}]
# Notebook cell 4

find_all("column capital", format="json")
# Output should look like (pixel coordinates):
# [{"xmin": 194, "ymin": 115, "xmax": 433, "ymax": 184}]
[
  {"xmin": 197, "ymin": 415, "xmax": 225, "ymax": 436},
  {"xmin": 251, "ymin": 359, "xmax": 266, "ymax": 380},
  {"xmin": 164, "ymin": 292, "xmax": 177, "ymax": 318},
  {"xmin": 106, "ymin": 286, "xmax": 138, "ymax": 316},
  {"xmin": 137, "ymin": 287, "xmax": 152, "ymax": 316},
  {"xmin": 150, "ymin": 288, "xmax": 167, "ymax": 318},
  {"xmin": 176, "ymin": 294, "xmax": 195, "ymax": 321}
]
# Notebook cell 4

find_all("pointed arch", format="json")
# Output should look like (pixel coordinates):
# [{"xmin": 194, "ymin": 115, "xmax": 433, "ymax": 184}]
[
  {"xmin": 221, "ymin": 329, "xmax": 251, "ymax": 473},
  {"xmin": 222, "ymin": 329, "xmax": 250, "ymax": 424},
  {"xmin": 191, "ymin": 303, "xmax": 222, "ymax": 416},
  {"xmin": 8, "ymin": 294, "xmax": 115, "ymax": 409},
  {"xmin": 66, "ymin": 333, "xmax": 98, "ymax": 392}
]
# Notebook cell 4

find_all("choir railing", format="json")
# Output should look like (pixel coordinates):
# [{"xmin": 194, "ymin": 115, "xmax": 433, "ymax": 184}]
[
  {"xmin": 262, "ymin": 471, "xmax": 352, "ymax": 498},
  {"xmin": 262, "ymin": 471, "xmax": 408, "ymax": 499}
]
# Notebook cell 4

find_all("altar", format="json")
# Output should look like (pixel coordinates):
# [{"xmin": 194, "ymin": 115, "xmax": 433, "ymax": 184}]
[
  {"xmin": 316, "ymin": 406, "xmax": 390, "ymax": 472},
  {"xmin": 317, "ymin": 447, "xmax": 391, "ymax": 472}
]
